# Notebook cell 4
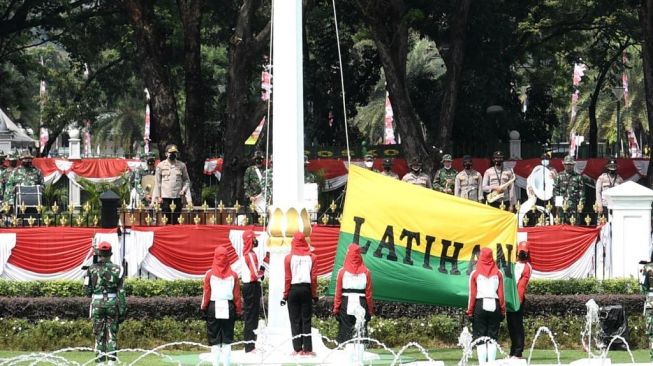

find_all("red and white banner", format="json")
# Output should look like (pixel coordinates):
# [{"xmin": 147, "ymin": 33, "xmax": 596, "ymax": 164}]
[
  {"xmin": 384, "ymin": 93, "xmax": 396, "ymax": 145},
  {"xmin": 30, "ymin": 158, "xmax": 144, "ymax": 185},
  {"xmin": 0, "ymin": 224, "xmax": 602, "ymax": 281}
]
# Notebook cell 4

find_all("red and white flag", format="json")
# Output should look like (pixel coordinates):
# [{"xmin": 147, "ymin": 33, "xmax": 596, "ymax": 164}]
[
  {"xmin": 627, "ymin": 128, "xmax": 640, "ymax": 157},
  {"xmin": 570, "ymin": 63, "xmax": 586, "ymax": 123},
  {"xmin": 261, "ymin": 67, "xmax": 272, "ymax": 101},
  {"xmin": 144, "ymin": 89, "xmax": 151, "ymax": 154},
  {"xmin": 622, "ymin": 52, "xmax": 629, "ymax": 107},
  {"xmin": 383, "ymin": 93, "xmax": 396, "ymax": 144},
  {"xmin": 39, "ymin": 127, "xmax": 49, "ymax": 154},
  {"xmin": 83, "ymin": 120, "xmax": 92, "ymax": 157}
]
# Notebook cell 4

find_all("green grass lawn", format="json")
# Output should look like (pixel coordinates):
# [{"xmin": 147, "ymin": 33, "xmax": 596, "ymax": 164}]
[{"xmin": 0, "ymin": 348, "xmax": 650, "ymax": 365}]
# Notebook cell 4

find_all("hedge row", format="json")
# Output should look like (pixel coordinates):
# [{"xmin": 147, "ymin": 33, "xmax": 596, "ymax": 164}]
[
  {"xmin": 0, "ymin": 314, "xmax": 646, "ymax": 351},
  {"xmin": 0, "ymin": 278, "xmax": 641, "ymax": 298},
  {"xmin": 0, "ymin": 294, "xmax": 644, "ymax": 321}
]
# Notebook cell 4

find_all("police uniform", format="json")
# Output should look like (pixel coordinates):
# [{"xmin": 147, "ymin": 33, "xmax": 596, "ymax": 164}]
[
  {"xmin": 455, "ymin": 169, "xmax": 483, "ymax": 201},
  {"xmin": 153, "ymin": 145, "xmax": 190, "ymax": 224},
  {"xmin": 402, "ymin": 158, "xmax": 431, "ymax": 188},
  {"xmin": 380, "ymin": 158, "xmax": 399, "ymax": 179},
  {"xmin": 595, "ymin": 160, "xmax": 623, "ymax": 215},
  {"xmin": 433, "ymin": 155, "xmax": 457, "ymax": 194},
  {"xmin": 553, "ymin": 156, "xmax": 585, "ymax": 222},
  {"xmin": 482, "ymin": 166, "xmax": 516, "ymax": 209},
  {"xmin": 84, "ymin": 242, "xmax": 127, "ymax": 365}
]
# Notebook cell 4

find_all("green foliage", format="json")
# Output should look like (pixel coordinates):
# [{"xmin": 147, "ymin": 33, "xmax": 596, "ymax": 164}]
[
  {"xmin": 0, "ymin": 278, "xmax": 641, "ymax": 298},
  {"xmin": 77, "ymin": 176, "xmax": 131, "ymax": 212},
  {"xmin": 528, "ymin": 278, "xmax": 641, "ymax": 295},
  {"xmin": 200, "ymin": 185, "xmax": 219, "ymax": 207},
  {"xmin": 0, "ymin": 314, "xmax": 646, "ymax": 350}
]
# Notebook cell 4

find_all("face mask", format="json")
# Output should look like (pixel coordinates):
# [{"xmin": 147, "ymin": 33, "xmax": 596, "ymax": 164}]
[
  {"xmin": 444, "ymin": 163, "xmax": 452, "ymax": 169},
  {"xmin": 383, "ymin": 165, "xmax": 391, "ymax": 171},
  {"xmin": 463, "ymin": 162, "xmax": 472, "ymax": 169},
  {"xmin": 168, "ymin": 153, "xmax": 177, "ymax": 161},
  {"xmin": 542, "ymin": 159, "xmax": 549, "ymax": 167},
  {"xmin": 494, "ymin": 160, "xmax": 503, "ymax": 167},
  {"xmin": 565, "ymin": 165, "xmax": 574, "ymax": 173},
  {"xmin": 364, "ymin": 161, "xmax": 373, "ymax": 168},
  {"xmin": 22, "ymin": 161, "xmax": 32, "ymax": 168},
  {"xmin": 608, "ymin": 170, "xmax": 616, "ymax": 176}
]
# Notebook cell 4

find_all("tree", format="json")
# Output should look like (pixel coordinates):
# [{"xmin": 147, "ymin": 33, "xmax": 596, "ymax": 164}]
[
  {"xmin": 354, "ymin": 0, "xmax": 433, "ymax": 171},
  {"xmin": 641, "ymin": 0, "xmax": 653, "ymax": 186}
]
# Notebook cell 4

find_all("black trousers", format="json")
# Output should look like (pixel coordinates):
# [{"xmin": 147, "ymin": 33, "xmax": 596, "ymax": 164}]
[
  {"xmin": 472, "ymin": 299, "xmax": 502, "ymax": 344},
  {"xmin": 507, "ymin": 299, "xmax": 526, "ymax": 357},
  {"xmin": 336, "ymin": 292, "xmax": 370, "ymax": 344},
  {"xmin": 242, "ymin": 282, "xmax": 261, "ymax": 352},
  {"xmin": 206, "ymin": 300, "xmax": 236, "ymax": 345},
  {"xmin": 489, "ymin": 200, "xmax": 511, "ymax": 211},
  {"xmin": 161, "ymin": 198, "xmax": 182, "ymax": 225},
  {"xmin": 287, "ymin": 283, "xmax": 313, "ymax": 352}
]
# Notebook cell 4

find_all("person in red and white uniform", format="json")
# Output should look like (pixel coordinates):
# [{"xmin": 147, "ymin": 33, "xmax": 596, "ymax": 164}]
[
  {"xmin": 507, "ymin": 241, "xmax": 532, "ymax": 359},
  {"xmin": 332, "ymin": 244, "xmax": 374, "ymax": 344},
  {"xmin": 466, "ymin": 247, "xmax": 506, "ymax": 365},
  {"xmin": 238, "ymin": 230, "xmax": 263, "ymax": 353},
  {"xmin": 282, "ymin": 232, "xmax": 318, "ymax": 356},
  {"xmin": 201, "ymin": 247, "xmax": 242, "ymax": 366}
]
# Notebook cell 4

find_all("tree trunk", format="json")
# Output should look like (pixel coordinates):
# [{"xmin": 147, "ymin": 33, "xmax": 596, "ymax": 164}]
[
  {"xmin": 588, "ymin": 44, "xmax": 629, "ymax": 158},
  {"xmin": 358, "ymin": 0, "xmax": 434, "ymax": 173},
  {"xmin": 177, "ymin": 0, "xmax": 205, "ymax": 203},
  {"xmin": 641, "ymin": 0, "xmax": 653, "ymax": 187},
  {"xmin": 121, "ymin": 0, "xmax": 181, "ymax": 159},
  {"xmin": 218, "ymin": 0, "xmax": 271, "ymax": 205},
  {"xmin": 436, "ymin": 0, "xmax": 472, "ymax": 154}
]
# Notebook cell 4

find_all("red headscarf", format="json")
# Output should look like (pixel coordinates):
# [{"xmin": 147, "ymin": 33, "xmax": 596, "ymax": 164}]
[
  {"xmin": 475, "ymin": 247, "xmax": 499, "ymax": 277},
  {"xmin": 290, "ymin": 232, "xmax": 311, "ymax": 256},
  {"xmin": 343, "ymin": 244, "xmax": 366, "ymax": 274},
  {"xmin": 211, "ymin": 247, "xmax": 231, "ymax": 278},
  {"xmin": 518, "ymin": 241, "xmax": 529, "ymax": 258},
  {"xmin": 243, "ymin": 230, "xmax": 256, "ymax": 255}
]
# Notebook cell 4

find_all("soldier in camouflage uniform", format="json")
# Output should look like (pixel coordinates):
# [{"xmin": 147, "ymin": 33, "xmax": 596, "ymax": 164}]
[
  {"xmin": 640, "ymin": 260, "xmax": 653, "ymax": 360},
  {"xmin": 130, "ymin": 153, "xmax": 157, "ymax": 205},
  {"xmin": 380, "ymin": 158, "xmax": 399, "ymax": 179},
  {"xmin": 7, "ymin": 151, "xmax": 18, "ymax": 171},
  {"xmin": 401, "ymin": 157, "xmax": 431, "ymax": 188},
  {"xmin": 553, "ymin": 155, "xmax": 585, "ymax": 223},
  {"xmin": 244, "ymin": 151, "xmax": 266, "ymax": 204},
  {"xmin": 0, "ymin": 151, "xmax": 8, "ymax": 202},
  {"xmin": 595, "ymin": 158, "xmax": 623, "ymax": 216},
  {"xmin": 4, "ymin": 151, "xmax": 43, "ymax": 206},
  {"xmin": 433, "ymin": 154, "xmax": 457, "ymax": 194},
  {"xmin": 84, "ymin": 241, "xmax": 126, "ymax": 365}
]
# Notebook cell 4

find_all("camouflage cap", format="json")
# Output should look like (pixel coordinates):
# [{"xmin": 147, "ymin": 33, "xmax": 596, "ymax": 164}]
[
  {"xmin": 441, "ymin": 154, "xmax": 453, "ymax": 162},
  {"xmin": 20, "ymin": 151, "xmax": 33, "ymax": 159},
  {"xmin": 0, "ymin": 151, "xmax": 5, "ymax": 158},
  {"xmin": 563, "ymin": 155, "xmax": 575, "ymax": 165},
  {"xmin": 253, "ymin": 151, "xmax": 264, "ymax": 159},
  {"xmin": 7, "ymin": 151, "xmax": 18, "ymax": 161},
  {"xmin": 364, "ymin": 153, "xmax": 374, "ymax": 161}
]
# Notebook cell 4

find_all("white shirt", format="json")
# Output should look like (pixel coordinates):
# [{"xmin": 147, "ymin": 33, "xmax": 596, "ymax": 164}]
[
  {"xmin": 210, "ymin": 275, "xmax": 234, "ymax": 301},
  {"xmin": 291, "ymin": 255, "xmax": 312, "ymax": 284}
]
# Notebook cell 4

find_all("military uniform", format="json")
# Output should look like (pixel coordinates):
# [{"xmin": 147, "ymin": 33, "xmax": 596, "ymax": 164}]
[
  {"xmin": 4, "ymin": 165, "xmax": 43, "ymax": 205},
  {"xmin": 153, "ymin": 146, "xmax": 190, "ymax": 224},
  {"xmin": 0, "ymin": 152, "xmax": 8, "ymax": 203},
  {"xmin": 305, "ymin": 171, "xmax": 316, "ymax": 184},
  {"xmin": 243, "ymin": 164, "xmax": 265, "ymax": 199},
  {"xmin": 482, "ymin": 166, "xmax": 516, "ymax": 209},
  {"xmin": 433, "ymin": 167, "xmax": 458, "ymax": 194},
  {"xmin": 553, "ymin": 158, "xmax": 585, "ymax": 223},
  {"xmin": 130, "ymin": 164, "xmax": 156, "ymax": 204},
  {"xmin": 84, "ymin": 242, "xmax": 126, "ymax": 365},
  {"xmin": 455, "ymin": 169, "xmax": 483, "ymax": 201},
  {"xmin": 641, "ymin": 262, "xmax": 653, "ymax": 360}
]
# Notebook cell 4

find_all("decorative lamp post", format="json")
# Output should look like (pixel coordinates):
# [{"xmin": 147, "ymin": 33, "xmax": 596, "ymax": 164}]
[{"xmin": 611, "ymin": 86, "xmax": 625, "ymax": 157}]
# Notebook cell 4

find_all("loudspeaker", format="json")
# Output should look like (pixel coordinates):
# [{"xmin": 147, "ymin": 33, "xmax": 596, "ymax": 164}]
[
  {"xmin": 100, "ymin": 190, "xmax": 120, "ymax": 228},
  {"xmin": 598, "ymin": 305, "xmax": 630, "ymax": 350}
]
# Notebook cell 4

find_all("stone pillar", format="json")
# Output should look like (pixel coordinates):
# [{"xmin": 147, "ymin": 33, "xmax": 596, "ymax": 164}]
[
  {"xmin": 509, "ymin": 130, "xmax": 521, "ymax": 160},
  {"xmin": 604, "ymin": 181, "xmax": 653, "ymax": 278},
  {"xmin": 68, "ymin": 128, "xmax": 81, "ymax": 211}
]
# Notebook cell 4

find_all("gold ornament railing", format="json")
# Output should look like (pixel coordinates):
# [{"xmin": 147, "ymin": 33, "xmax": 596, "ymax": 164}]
[{"xmin": 518, "ymin": 198, "xmax": 608, "ymax": 227}]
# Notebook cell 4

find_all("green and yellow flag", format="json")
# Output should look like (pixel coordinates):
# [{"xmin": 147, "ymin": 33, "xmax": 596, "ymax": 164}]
[{"xmin": 329, "ymin": 165, "xmax": 520, "ymax": 311}]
